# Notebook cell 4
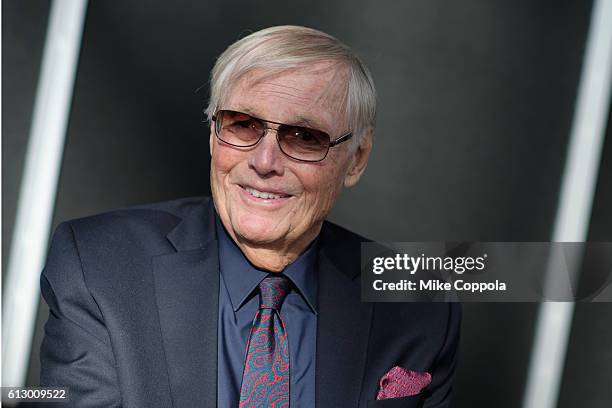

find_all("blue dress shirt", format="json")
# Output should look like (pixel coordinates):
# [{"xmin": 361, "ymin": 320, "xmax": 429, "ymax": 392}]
[{"xmin": 215, "ymin": 217, "xmax": 318, "ymax": 407}]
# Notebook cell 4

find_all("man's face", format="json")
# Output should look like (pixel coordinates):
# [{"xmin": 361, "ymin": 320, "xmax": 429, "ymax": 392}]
[{"xmin": 210, "ymin": 62, "xmax": 369, "ymax": 252}]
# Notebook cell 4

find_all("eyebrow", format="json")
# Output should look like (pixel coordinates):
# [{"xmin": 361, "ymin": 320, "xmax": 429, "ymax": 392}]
[
  {"xmin": 233, "ymin": 106, "xmax": 327, "ymax": 131},
  {"xmin": 292, "ymin": 116, "xmax": 322, "ymax": 129}
]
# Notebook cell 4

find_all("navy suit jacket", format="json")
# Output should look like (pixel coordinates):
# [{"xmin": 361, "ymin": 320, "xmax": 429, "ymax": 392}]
[{"xmin": 40, "ymin": 196, "xmax": 460, "ymax": 408}]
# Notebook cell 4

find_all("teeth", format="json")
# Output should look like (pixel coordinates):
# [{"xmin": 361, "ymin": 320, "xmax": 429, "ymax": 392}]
[{"xmin": 245, "ymin": 187, "xmax": 287, "ymax": 200}]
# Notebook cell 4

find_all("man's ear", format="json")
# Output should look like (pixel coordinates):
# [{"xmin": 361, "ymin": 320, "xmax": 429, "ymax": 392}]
[{"xmin": 344, "ymin": 128, "xmax": 373, "ymax": 187}]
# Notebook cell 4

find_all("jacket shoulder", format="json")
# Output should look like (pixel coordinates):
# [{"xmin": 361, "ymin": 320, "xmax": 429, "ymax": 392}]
[
  {"xmin": 46, "ymin": 196, "xmax": 213, "ymax": 284},
  {"xmin": 64, "ymin": 196, "xmax": 210, "ymax": 243}
]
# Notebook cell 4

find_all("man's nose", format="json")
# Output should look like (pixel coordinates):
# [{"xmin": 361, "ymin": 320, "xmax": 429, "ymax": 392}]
[{"xmin": 248, "ymin": 128, "xmax": 285, "ymax": 177}]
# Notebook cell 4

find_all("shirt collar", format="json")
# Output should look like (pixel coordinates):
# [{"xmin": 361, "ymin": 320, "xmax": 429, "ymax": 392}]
[{"xmin": 215, "ymin": 214, "xmax": 318, "ymax": 314}]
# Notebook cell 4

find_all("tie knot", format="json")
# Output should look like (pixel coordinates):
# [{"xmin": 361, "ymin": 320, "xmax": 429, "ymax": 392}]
[{"xmin": 258, "ymin": 275, "xmax": 291, "ymax": 310}]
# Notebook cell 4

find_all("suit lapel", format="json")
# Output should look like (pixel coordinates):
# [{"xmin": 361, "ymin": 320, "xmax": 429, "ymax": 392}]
[
  {"xmin": 316, "ymin": 241, "xmax": 373, "ymax": 408},
  {"xmin": 152, "ymin": 199, "xmax": 219, "ymax": 408}
]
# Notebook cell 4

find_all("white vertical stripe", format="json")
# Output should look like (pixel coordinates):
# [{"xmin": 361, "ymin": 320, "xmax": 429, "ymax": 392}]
[
  {"xmin": 1, "ymin": 0, "xmax": 88, "ymax": 387},
  {"xmin": 523, "ymin": 1, "xmax": 612, "ymax": 408}
]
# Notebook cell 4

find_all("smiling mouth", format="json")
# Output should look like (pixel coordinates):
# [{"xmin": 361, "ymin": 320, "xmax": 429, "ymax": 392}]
[{"xmin": 239, "ymin": 185, "xmax": 292, "ymax": 200}]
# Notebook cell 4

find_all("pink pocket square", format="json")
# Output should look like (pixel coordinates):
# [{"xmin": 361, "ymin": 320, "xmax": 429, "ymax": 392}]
[{"xmin": 376, "ymin": 366, "xmax": 432, "ymax": 400}]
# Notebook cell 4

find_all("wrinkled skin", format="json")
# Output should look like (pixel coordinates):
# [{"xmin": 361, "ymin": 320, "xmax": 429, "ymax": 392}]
[{"xmin": 210, "ymin": 62, "xmax": 373, "ymax": 271}]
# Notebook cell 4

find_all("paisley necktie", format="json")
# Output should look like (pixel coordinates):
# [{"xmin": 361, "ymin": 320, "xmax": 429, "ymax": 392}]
[{"xmin": 239, "ymin": 275, "xmax": 291, "ymax": 407}]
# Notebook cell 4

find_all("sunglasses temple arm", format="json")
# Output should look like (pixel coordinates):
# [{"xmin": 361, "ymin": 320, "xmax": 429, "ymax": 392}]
[{"xmin": 329, "ymin": 133, "xmax": 353, "ymax": 147}]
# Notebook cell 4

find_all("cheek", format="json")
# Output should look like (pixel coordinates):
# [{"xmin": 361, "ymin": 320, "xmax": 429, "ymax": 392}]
[
  {"xmin": 210, "ymin": 146, "xmax": 242, "ymax": 209},
  {"xmin": 212, "ymin": 145, "xmax": 240, "ymax": 179},
  {"xmin": 299, "ymin": 164, "xmax": 347, "ymax": 216}
]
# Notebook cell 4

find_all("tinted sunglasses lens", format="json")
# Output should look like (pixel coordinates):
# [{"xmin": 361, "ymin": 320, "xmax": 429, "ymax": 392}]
[
  {"xmin": 217, "ymin": 110, "xmax": 263, "ymax": 146},
  {"xmin": 278, "ymin": 126, "xmax": 330, "ymax": 161}
]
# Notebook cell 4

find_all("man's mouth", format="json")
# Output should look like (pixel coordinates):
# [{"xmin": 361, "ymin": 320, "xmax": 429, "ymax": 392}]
[{"xmin": 240, "ymin": 185, "xmax": 292, "ymax": 200}]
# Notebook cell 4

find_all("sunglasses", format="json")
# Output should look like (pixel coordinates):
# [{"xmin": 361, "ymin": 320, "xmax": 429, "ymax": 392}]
[{"xmin": 212, "ymin": 109, "xmax": 353, "ymax": 162}]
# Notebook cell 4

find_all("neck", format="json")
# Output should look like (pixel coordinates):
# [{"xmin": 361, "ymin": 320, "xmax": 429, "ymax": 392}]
[{"xmin": 231, "ymin": 225, "xmax": 322, "ymax": 272}]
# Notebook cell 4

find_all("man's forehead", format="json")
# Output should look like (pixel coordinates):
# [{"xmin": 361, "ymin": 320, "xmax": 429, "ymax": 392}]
[{"xmin": 225, "ymin": 64, "xmax": 349, "ymax": 131}]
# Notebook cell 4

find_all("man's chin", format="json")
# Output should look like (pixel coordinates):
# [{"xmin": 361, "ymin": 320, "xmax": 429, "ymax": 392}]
[{"xmin": 231, "ymin": 221, "xmax": 288, "ymax": 247}]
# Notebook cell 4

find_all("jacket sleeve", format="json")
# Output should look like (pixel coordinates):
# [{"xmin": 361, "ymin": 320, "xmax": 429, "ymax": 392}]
[
  {"xmin": 40, "ymin": 222, "xmax": 122, "ymax": 407},
  {"xmin": 423, "ymin": 302, "xmax": 462, "ymax": 408}
]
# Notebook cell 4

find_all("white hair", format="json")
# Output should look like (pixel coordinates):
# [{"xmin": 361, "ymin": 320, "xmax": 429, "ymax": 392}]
[{"xmin": 205, "ymin": 25, "xmax": 377, "ymax": 144}]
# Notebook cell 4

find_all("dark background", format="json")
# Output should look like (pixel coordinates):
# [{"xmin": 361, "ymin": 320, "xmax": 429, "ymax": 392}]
[{"xmin": 3, "ymin": 1, "xmax": 611, "ymax": 407}]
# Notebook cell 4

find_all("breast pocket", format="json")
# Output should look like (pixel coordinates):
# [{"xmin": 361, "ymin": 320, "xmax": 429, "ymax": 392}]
[{"xmin": 367, "ymin": 394, "xmax": 424, "ymax": 408}]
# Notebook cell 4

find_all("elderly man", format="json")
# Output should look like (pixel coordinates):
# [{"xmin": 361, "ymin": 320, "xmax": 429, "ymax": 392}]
[{"xmin": 40, "ymin": 26, "xmax": 460, "ymax": 407}]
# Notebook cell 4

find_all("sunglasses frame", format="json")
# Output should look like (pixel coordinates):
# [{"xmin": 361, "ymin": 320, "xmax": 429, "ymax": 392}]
[{"xmin": 211, "ymin": 109, "xmax": 353, "ymax": 162}]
